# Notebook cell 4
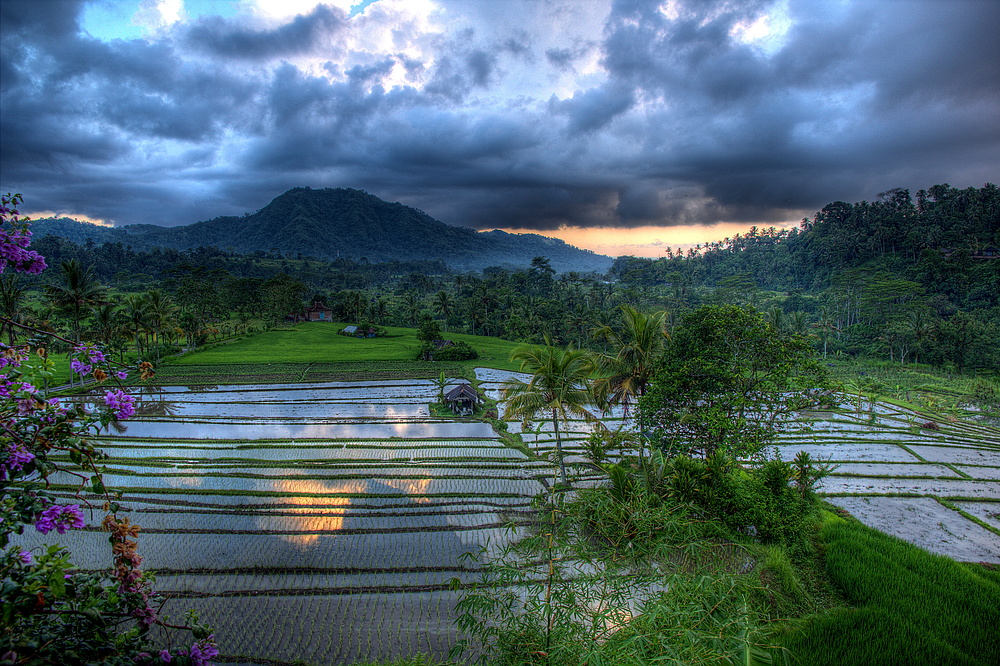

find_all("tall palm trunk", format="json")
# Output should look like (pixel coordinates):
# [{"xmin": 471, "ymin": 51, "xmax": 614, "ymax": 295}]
[{"xmin": 552, "ymin": 407, "xmax": 567, "ymax": 485}]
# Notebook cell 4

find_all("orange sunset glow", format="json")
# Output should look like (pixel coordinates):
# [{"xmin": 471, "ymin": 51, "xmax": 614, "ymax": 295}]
[{"xmin": 497, "ymin": 221, "xmax": 800, "ymax": 259}]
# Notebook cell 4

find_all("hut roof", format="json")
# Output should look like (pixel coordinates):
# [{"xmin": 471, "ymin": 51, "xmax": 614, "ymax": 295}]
[
  {"xmin": 444, "ymin": 384, "xmax": 479, "ymax": 403},
  {"xmin": 305, "ymin": 300, "xmax": 332, "ymax": 312}
]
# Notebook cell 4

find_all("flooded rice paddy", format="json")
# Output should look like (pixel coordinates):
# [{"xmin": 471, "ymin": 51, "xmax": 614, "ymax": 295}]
[
  {"xmin": 478, "ymin": 368, "xmax": 1000, "ymax": 565},
  {"xmin": 12, "ymin": 370, "xmax": 1000, "ymax": 663},
  {"xmin": 15, "ymin": 377, "xmax": 545, "ymax": 665}
]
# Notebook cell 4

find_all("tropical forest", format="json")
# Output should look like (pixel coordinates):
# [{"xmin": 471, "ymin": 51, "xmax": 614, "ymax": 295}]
[{"xmin": 2, "ymin": 182, "xmax": 999, "ymax": 666}]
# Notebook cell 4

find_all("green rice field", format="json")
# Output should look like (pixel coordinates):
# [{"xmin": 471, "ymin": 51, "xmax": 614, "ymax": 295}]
[
  {"xmin": 168, "ymin": 322, "xmax": 524, "ymax": 372},
  {"xmin": 12, "ymin": 360, "xmax": 999, "ymax": 664}
]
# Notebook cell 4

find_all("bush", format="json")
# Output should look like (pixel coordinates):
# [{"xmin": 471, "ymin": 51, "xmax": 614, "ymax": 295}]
[
  {"xmin": 645, "ymin": 451, "xmax": 820, "ymax": 544},
  {"xmin": 429, "ymin": 341, "xmax": 478, "ymax": 361}
]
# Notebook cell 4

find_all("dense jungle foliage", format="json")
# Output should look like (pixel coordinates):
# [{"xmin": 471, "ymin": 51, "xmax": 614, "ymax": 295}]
[{"xmin": 7, "ymin": 183, "xmax": 999, "ymax": 373}]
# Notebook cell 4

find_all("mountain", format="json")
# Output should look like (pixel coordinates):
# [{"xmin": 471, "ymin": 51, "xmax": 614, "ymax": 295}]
[{"xmin": 30, "ymin": 188, "xmax": 612, "ymax": 273}]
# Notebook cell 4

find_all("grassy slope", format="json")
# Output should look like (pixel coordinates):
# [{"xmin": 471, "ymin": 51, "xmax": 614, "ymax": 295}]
[{"xmin": 165, "ymin": 322, "xmax": 524, "ymax": 372}]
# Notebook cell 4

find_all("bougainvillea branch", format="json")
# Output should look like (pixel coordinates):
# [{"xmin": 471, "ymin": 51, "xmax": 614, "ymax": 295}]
[{"xmin": 1, "ymin": 193, "xmax": 215, "ymax": 664}]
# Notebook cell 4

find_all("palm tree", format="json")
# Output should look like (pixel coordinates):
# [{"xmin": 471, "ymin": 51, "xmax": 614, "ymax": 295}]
[
  {"xmin": 0, "ymin": 273, "xmax": 28, "ymax": 344},
  {"xmin": 766, "ymin": 305, "xmax": 785, "ymax": 333},
  {"xmin": 45, "ymin": 259, "xmax": 106, "ymax": 342},
  {"xmin": 90, "ymin": 302, "xmax": 121, "ymax": 346},
  {"xmin": 122, "ymin": 293, "xmax": 150, "ymax": 357},
  {"xmin": 143, "ymin": 289, "xmax": 178, "ymax": 360},
  {"xmin": 433, "ymin": 291, "xmax": 453, "ymax": 330},
  {"xmin": 590, "ymin": 305, "xmax": 668, "ymax": 419},
  {"xmin": 368, "ymin": 297, "xmax": 388, "ymax": 325},
  {"xmin": 789, "ymin": 310, "xmax": 809, "ymax": 335},
  {"xmin": 501, "ymin": 339, "xmax": 600, "ymax": 485},
  {"xmin": 345, "ymin": 291, "xmax": 367, "ymax": 323},
  {"xmin": 812, "ymin": 306, "xmax": 836, "ymax": 359},
  {"xmin": 402, "ymin": 290, "xmax": 422, "ymax": 327}
]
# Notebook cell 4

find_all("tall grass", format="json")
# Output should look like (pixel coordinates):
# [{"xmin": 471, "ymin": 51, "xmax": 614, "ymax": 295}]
[{"xmin": 780, "ymin": 511, "xmax": 1000, "ymax": 665}]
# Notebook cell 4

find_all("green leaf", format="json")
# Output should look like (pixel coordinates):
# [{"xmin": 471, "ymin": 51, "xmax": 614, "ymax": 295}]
[
  {"xmin": 48, "ymin": 570, "xmax": 66, "ymax": 598},
  {"xmin": 82, "ymin": 608, "xmax": 107, "ymax": 627}
]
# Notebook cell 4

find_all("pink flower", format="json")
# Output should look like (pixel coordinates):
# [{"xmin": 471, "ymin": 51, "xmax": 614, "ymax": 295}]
[
  {"xmin": 70, "ymin": 359, "xmax": 92, "ymax": 375},
  {"xmin": 188, "ymin": 636, "xmax": 219, "ymax": 666}
]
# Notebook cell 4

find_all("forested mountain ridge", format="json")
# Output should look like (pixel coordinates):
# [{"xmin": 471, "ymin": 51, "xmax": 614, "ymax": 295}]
[
  {"xmin": 29, "ymin": 187, "xmax": 612, "ymax": 273},
  {"xmin": 612, "ymin": 183, "xmax": 1000, "ymax": 369},
  {"xmin": 612, "ymin": 183, "xmax": 999, "ymax": 292}
]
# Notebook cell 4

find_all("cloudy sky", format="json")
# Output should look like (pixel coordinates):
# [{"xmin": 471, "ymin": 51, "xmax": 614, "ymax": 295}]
[{"xmin": 1, "ymin": 0, "xmax": 997, "ymax": 257}]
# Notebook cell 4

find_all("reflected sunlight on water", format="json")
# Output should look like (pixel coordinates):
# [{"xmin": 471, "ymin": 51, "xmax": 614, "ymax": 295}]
[
  {"xmin": 164, "ymin": 475, "xmax": 204, "ymax": 488},
  {"xmin": 384, "ymin": 476, "xmax": 433, "ymax": 503},
  {"xmin": 267, "ymin": 479, "xmax": 365, "ymax": 545}
]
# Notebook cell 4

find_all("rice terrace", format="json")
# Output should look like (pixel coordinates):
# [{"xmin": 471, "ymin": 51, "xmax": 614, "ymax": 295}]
[{"xmin": 9, "ymin": 320, "xmax": 999, "ymax": 666}]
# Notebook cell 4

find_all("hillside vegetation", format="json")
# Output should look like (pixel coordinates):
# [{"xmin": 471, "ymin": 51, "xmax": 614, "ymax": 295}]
[{"xmin": 29, "ymin": 187, "xmax": 612, "ymax": 273}]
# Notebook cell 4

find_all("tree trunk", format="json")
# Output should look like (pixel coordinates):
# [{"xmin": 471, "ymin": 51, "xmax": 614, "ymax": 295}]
[{"xmin": 552, "ymin": 408, "xmax": 568, "ymax": 486}]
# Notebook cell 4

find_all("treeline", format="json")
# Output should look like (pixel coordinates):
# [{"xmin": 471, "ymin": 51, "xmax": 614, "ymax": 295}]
[
  {"xmin": 7, "ymin": 183, "xmax": 998, "ymax": 373},
  {"xmin": 27, "ymin": 236, "xmax": 450, "ymax": 291},
  {"xmin": 611, "ymin": 183, "xmax": 1000, "ymax": 371}
]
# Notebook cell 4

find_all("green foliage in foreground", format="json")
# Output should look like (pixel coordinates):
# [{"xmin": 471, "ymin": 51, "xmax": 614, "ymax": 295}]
[
  {"xmin": 168, "ymin": 322, "xmax": 523, "ymax": 370},
  {"xmin": 780, "ymin": 512, "xmax": 1000, "ymax": 666},
  {"xmin": 454, "ymin": 477, "xmax": 818, "ymax": 666}
]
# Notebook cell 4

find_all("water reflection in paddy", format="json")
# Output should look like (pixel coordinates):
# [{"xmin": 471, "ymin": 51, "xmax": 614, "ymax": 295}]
[
  {"xmin": 49, "ymin": 472, "xmax": 542, "ymax": 497},
  {"xmin": 117, "ymin": 402, "xmax": 432, "ymax": 419},
  {"xmin": 97, "ymin": 444, "xmax": 525, "ymax": 461},
  {"xmin": 114, "ymin": 420, "xmax": 498, "ymax": 439}
]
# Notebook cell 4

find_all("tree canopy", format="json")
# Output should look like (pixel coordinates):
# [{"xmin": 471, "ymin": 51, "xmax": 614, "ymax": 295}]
[{"xmin": 638, "ymin": 305, "xmax": 828, "ymax": 459}]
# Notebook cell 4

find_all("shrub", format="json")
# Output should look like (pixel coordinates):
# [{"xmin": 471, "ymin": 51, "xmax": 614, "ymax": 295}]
[{"xmin": 430, "ymin": 341, "xmax": 478, "ymax": 361}]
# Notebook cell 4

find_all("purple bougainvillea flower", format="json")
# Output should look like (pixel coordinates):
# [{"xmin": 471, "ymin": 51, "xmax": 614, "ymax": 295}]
[
  {"xmin": 104, "ymin": 389, "xmax": 136, "ymax": 420},
  {"xmin": 35, "ymin": 504, "xmax": 86, "ymax": 535}
]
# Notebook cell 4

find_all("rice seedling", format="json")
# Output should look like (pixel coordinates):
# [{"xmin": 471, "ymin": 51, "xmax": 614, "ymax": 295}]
[{"xmin": 779, "ymin": 511, "xmax": 1000, "ymax": 666}]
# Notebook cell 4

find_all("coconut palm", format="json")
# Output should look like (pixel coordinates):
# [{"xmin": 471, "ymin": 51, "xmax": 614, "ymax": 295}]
[
  {"xmin": 142, "ymin": 289, "xmax": 178, "ymax": 360},
  {"xmin": 433, "ymin": 291, "xmax": 453, "ymax": 330},
  {"xmin": 501, "ymin": 339, "xmax": 600, "ymax": 485},
  {"xmin": 0, "ymin": 273, "xmax": 28, "ymax": 344},
  {"xmin": 122, "ymin": 293, "xmax": 150, "ymax": 357},
  {"xmin": 90, "ymin": 302, "xmax": 122, "ymax": 346},
  {"xmin": 812, "ymin": 306, "xmax": 837, "ymax": 359},
  {"xmin": 45, "ymin": 259, "xmax": 106, "ymax": 342},
  {"xmin": 590, "ymin": 305, "xmax": 669, "ymax": 419}
]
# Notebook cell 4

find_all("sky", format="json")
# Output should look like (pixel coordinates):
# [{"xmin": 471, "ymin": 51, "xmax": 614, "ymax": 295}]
[{"xmin": 1, "ymin": 0, "xmax": 997, "ymax": 258}]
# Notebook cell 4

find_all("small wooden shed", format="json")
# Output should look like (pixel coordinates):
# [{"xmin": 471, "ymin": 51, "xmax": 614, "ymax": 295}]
[
  {"xmin": 444, "ymin": 383, "xmax": 480, "ymax": 415},
  {"xmin": 305, "ymin": 300, "xmax": 334, "ymax": 321}
]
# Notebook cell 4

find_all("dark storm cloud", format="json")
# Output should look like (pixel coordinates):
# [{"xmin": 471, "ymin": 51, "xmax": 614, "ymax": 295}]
[
  {"xmin": 0, "ymin": 0, "xmax": 86, "ymax": 40},
  {"xmin": 0, "ymin": 0, "xmax": 997, "ymax": 236},
  {"xmin": 545, "ymin": 40, "xmax": 595, "ymax": 71},
  {"xmin": 549, "ymin": 83, "xmax": 634, "ymax": 134},
  {"xmin": 560, "ymin": 0, "xmax": 1000, "ymax": 229},
  {"xmin": 185, "ymin": 3, "xmax": 348, "ymax": 60}
]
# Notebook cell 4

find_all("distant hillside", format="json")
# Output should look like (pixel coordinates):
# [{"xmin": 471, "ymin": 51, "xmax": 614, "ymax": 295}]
[{"xmin": 30, "ymin": 188, "xmax": 612, "ymax": 273}]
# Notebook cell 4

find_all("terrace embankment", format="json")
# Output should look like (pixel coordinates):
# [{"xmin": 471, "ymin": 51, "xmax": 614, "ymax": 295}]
[
  {"xmin": 13, "ymin": 371, "xmax": 1000, "ymax": 664},
  {"xmin": 14, "ymin": 377, "xmax": 545, "ymax": 665}
]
